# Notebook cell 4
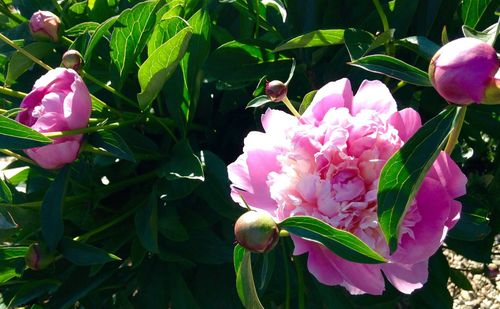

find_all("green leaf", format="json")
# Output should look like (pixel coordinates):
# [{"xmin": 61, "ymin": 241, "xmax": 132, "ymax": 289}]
[
  {"xmin": 261, "ymin": 0, "xmax": 287, "ymax": 23},
  {"xmin": 137, "ymin": 26, "xmax": 193, "ymax": 110},
  {"xmin": 449, "ymin": 268, "xmax": 473, "ymax": 291},
  {"xmin": 162, "ymin": 139, "xmax": 204, "ymax": 181},
  {"xmin": 462, "ymin": 22, "xmax": 500, "ymax": 45},
  {"xmin": 135, "ymin": 193, "xmax": 159, "ymax": 253},
  {"xmin": 395, "ymin": 36, "xmax": 440, "ymax": 61},
  {"xmin": 65, "ymin": 22, "xmax": 100, "ymax": 37},
  {"xmin": 0, "ymin": 177, "xmax": 12, "ymax": 203},
  {"xmin": 1, "ymin": 108, "xmax": 25, "ymax": 119},
  {"xmin": 6, "ymin": 42, "xmax": 54, "ymax": 86},
  {"xmin": 8, "ymin": 279, "xmax": 61, "ymax": 308},
  {"xmin": 0, "ymin": 247, "xmax": 28, "ymax": 260},
  {"xmin": 377, "ymin": 106, "xmax": 459, "ymax": 253},
  {"xmin": 349, "ymin": 54, "xmax": 432, "ymax": 87},
  {"xmin": 0, "ymin": 208, "xmax": 17, "ymax": 229},
  {"xmin": 59, "ymin": 237, "xmax": 121, "ymax": 265},
  {"xmin": 84, "ymin": 15, "xmax": 119, "ymax": 65},
  {"xmin": 461, "ymin": 0, "xmax": 492, "ymax": 28},
  {"xmin": 279, "ymin": 216, "xmax": 387, "ymax": 264},
  {"xmin": 298, "ymin": 90, "xmax": 317, "ymax": 115},
  {"xmin": 0, "ymin": 114, "xmax": 53, "ymax": 150},
  {"xmin": 110, "ymin": 0, "xmax": 163, "ymax": 85},
  {"xmin": 158, "ymin": 207, "xmax": 188, "ymax": 242},
  {"xmin": 147, "ymin": 16, "xmax": 189, "ymax": 56},
  {"xmin": 273, "ymin": 29, "xmax": 345, "ymax": 52},
  {"xmin": 447, "ymin": 196, "xmax": 491, "ymax": 241},
  {"xmin": 246, "ymin": 95, "xmax": 272, "ymax": 109},
  {"xmin": 234, "ymin": 245, "xmax": 265, "ymax": 309},
  {"xmin": 41, "ymin": 165, "xmax": 70, "ymax": 251},
  {"xmin": 89, "ymin": 130, "xmax": 135, "ymax": 162},
  {"xmin": 344, "ymin": 28, "xmax": 375, "ymax": 60}
]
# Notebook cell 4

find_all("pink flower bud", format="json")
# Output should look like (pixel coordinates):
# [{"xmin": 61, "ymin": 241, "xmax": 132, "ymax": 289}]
[
  {"xmin": 29, "ymin": 10, "xmax": 61, "ymax": 42},
  {"xmin": 61, "ymin": 50, "xmax": 84, "ymax": 71},
  {"xmin": 429, "ymin": 37, "xmax": 499, "ymax": 105},
  {"xmin": 16, "ymin": 68, "xmax": 92, "ymax": 169},
  {"xmin": 234, "ymin": 211, "xmax": 279, "ymax": 253},
  {"xmin": 265, "ymin": 80, "xmax": 288, "ymax": 102},
  {"xmin": 25, "ymin": 243, "xmax": 54, "ymax": 270}
]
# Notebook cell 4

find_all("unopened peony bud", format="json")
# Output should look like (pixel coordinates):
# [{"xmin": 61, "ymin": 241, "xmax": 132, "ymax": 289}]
[
  {"xmin": 234, "ymin": 211, "xmax": 279, "ymax": 253},
  {"xmin": 25, "ymin": 243, "xmax": 54, "ymax": 270},
  {"xmin": 265, "ymin": 80, "xmax": 288, "ymax": 102},
  {"xmin": 429, "ymin": 37, "xmax": 499, "ymax": 105},
  {"xmin": 61, "ymin": 50, "xmax": 83, "ymax": 71},
  {"xmin": 29, "ymin": 10, "xmax": 61, "ymax": 43}
]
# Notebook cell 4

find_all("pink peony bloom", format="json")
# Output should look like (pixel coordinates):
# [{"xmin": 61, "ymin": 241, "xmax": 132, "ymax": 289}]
[
  {"xmin": 29, "ymin": 10, "xmax": 61, "ymax": 42},
  {"xmin": 429, "ymin": 37, "xmax": 499, "ymax": 105},
  {"xmin": 228, "ymin": 79, "xmax": 467, "ymax": 295},
  {"xmin": 17, "ymin": 68, "xmax": 92, "ymax": 169}
]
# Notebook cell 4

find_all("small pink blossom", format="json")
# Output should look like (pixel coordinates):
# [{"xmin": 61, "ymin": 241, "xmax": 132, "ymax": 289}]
[
  {"xmin": 17, "ymin": 68, "xmax": 92, "ymax": 169},
  {"xmin": 29, "ymin": 10, "xmax": 61, "ymax": 42},
  {"xmin": 228, "ymin": 79, "xmax": 467, "ymax": 295}
]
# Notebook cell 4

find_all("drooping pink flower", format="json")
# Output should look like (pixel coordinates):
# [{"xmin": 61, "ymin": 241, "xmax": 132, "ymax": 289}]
[
  {"xmin": 429, "ymin": 37, "xmax": 499, "ymax": 105},
  {"xmin": 228, "ymin": 79, "xmax": 467, "ymax": 295},
  {"xmin": 29, "ymin": 10, "xmax": 61, "ymax": 43},
  {"xmin": 17, "ymin": 68, "xmax": 92, "ymax": 169}
]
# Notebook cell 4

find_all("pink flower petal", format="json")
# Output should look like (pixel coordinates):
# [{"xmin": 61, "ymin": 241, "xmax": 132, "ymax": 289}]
[
  {"xmin": 388, "ymin": 108, "xmax": 422, "ymax": 142},
  {"xmin": 382, "ymin": 261, "xmax": 428, "ymax": 294},
  {"xmin": 351, "ymin": 80, "xmax": 397, "ymax": 117},
  {"xmin": 301, "ymin": 79, "xmax": 353, "ymax": 123}
]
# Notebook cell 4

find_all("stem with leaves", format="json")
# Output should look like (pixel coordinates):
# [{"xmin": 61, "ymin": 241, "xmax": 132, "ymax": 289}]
[{"xmin": 444, "ymin": 106, "xmax": 467, "ymax": 155}]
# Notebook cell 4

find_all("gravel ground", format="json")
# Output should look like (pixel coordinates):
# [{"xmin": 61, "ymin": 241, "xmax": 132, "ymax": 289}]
[{"xmin": 444, "ymin": 237, "xmax": 500, "ymax": 308}]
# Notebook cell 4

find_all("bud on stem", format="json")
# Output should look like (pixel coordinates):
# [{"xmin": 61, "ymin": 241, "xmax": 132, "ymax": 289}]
[{"xmin": 234, "ymin": 211, "xmax": 279, "ymax": 253}]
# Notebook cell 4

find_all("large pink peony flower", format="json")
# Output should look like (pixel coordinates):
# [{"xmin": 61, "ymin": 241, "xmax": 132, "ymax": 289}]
[{"xmin": 228, "ymin": 79, "xmax": 467, "ymax": 295}]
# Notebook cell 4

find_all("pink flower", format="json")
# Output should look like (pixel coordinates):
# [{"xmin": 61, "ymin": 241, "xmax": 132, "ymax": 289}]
[
  {"xmin": 429, "ymin": 37, "xmax": 499, "ymax": 105},
  {"xmin": 29, "ymin": 10, "xmax": 61, "ymax": 42},
  {"xmin": 17, "ymin": 68, "xmax": 92, "ymax": 169},
  {"xmin": 228, "ymin": 79, "xmax": 467, "ymax": 295}
]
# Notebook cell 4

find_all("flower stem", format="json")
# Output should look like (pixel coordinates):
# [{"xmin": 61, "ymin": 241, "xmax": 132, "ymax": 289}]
[
  {"xmin": 372, "ymin": 0, "xmax": 393, "ymax": 56},
  {"xmin": 73, "ymin": 205, "xmax": 139, "ymax": 242},
  {"xmin": 0, "ymin": 2, "xmax": 26, "ymax": 24},
  {"xmin": 0, "ymin": 86, "xmax": 26, "ymax": 99},
  {"xmin": 281, "ymin": 241, "xmax": 291, "ymax": 309},
  {"xmin": 43, "ymin": 118, "xmax": 141, "ymax": 138},
  {"xmin": 293, "ymin": 256, "xmax": 305, "ymax": 309},
  {"xmin": 151, "ymin": 115, "xmax": 178, "ymax": 143},
  {"xmin": 282, "ymin": 96, "xmax": 301, "ymax": 118},
  {"xmin": 444, "ymin": 106, "xmax": 467, "ymax": 155},
  {"xmin": 81, "ymin": 70, "xmax": 138, "ymax": 108},
  {"xmin": 0, "ymin": 149, "xmax": 36, "ymax": 165}
]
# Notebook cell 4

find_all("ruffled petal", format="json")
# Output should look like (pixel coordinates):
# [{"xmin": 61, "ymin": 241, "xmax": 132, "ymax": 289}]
[
  {"xmin": 351, "ymin": 80, "xmax": 397, "ymax": 117},
  {"xmin": 388, "ymin": 108, "xmax": 422, "ymax": 142},
  {"xmin": 427, "ymin": 152, "xmax": 467, "ymax": 199},
  {"xmin": 382, "ymin": 261, "xmax": 428, "ymax": 294}
]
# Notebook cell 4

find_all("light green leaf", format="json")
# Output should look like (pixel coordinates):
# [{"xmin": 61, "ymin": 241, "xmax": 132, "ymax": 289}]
[
  {"xmin": 137, "ymin": 27, "xmax": 193, "ymax": 110},
  {"xmin": 298, "ymin": 90, "xmax": 317, "ymax": 114},
  {"xmin": 110, "ymin": 0, "xmax": 163, "ymax": 85},
  {"xmin": 279, "ymin": 216, "xmax": 387, "ymax": 264},
  {"xmin": 6, "ymin": 42, "xmax": 54, "ymax": 86},
  {"xmin": 0, "ymin": 208, "xmax": 17, "ymax": 229},
  {"xmin": 0, "ymin": 177, "xmax": 12, "ymax": 203},
  {"xmin": 147, "ymin": 16, "xmax": 189, "ymax": 56},
  {"xmin": 273, "ymin": 29, "xmax": 345, "ymax": 52},
  {"xmin": 0, "ymin": 115, "xmax": 53, "ymax": 150},
  {"xmin": 84, "ymin": 15, "xmax": 118, "ymax": 64},
  {"xmin": 462, "ymin": 22, "xmax": 500, "ymax": 45},
  {"xmin": 349, "ymin": 54, "xmax": 432, "ymax": 87},
  {"xmin": 234, "ymin": 245, "xmax": 265, "ymax": 309},
  {"xmin": 0, "ymin": 247, "xmax": 28, "ymax": 260},
  {"xmin": 377, "ymin": 106, "xmax": 459, "ymax": 253},
  {"xmin": 65, "ymin": 22, "xmax": 100, "ymax": 37}
]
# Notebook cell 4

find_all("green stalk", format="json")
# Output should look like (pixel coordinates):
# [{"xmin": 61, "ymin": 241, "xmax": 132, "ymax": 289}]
[
  {"xmin": 293, "ymin": 257, "xmax": 305, "ymax": 309},
  {"xmin": 0, "ymin": 149, "xmax": 36, "ymax": 165},
  {"xmin": 444, "ymin": 106, "xmax": 467, "ymax": 155},
  {"xmin": 281, "ymin": 241, "xmax": 291, "ymax": 309},
  {"xmin": 43, "ymin": 118, "xmax": 141, "ymax": 138},
  {"xmin": 282, "ymin": 96, "xmax": 301, "ymax": 118},
  {"xmin": 372, "ymin": 0, "xmax": 394, "ymax": 56},
  {"xmin": 0, "ymin": 86, "xmax": 26, "ymax": 99}
]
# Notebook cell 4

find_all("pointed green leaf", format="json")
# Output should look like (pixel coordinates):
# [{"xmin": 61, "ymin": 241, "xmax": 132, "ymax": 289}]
[
  {"xmin": 350, "ymin": 54, "xmax": 432, "ymax": 87},
  {"xmin": 462, "ymin": 22, "xmax": 500, "ymax": 45},
  {"xmin": 41, "ymin": 166, "xmax": 70, "ymax": 251},
  {"xmin": 162, "ymin": 139, "xmax": 204, "ymax": 181},
  {"xmin": 0, "ymin": 114, "xmax": 53, "ymax": 150},
  {"xmin": 135, "ymin": 193, "xmax": 158, "ymax": 253},
  {"xmin": 137, "ymin": 26, "xmax": 193, "ymax": 110},
  {"xmin": 6, "ymin": 42, "xmax": 54, "ymax": 86},
  {"xmin": 262, "ymin": 0, "xmax": 287, "ymax": 23},
  {"xmin": 395, "ymin": 36, "xmax": 440, "ymax": 61},
  {"xmin": 8, "ymin": 279, "xmax": 61, "ymax": 308},
  {"xmin": 279, "ymin": 216, "xmax": 386, "ymax": 264},
  {"xmin": 377, "ymin": 106, "xmax": 459, "ymax": 253},
  {"xmin": 147, "ymin": 16, "xmax": 189, "ymax": 56},
  {"xmin": 84, "ymin": 15, "xmax": 118, "ymax": 64},
  {"xmin": 298, "ymin": 90, "xmax": 317, "ymax": 115},
  {"xmin": 59, "ymin": 238, "xmax": 121, "ymax": 265},
  {"xmin": 246, "ymin": 95, "xmax": 272, "ymax": 109},
  {"xmin": 344, "ymin": 28, "xmax": 375, "ymax": 60},
  {"xmin": 65, "ymin": 22, "xmax": 100, "ymax": 37},
  {"xmin": 234, "ymin": 245, "xmax": 265, "ymax": 309},
  {"xmin": 89, "ymin": 130, "xmax": 135, "ymax": 162},
  {"xmin": 0, "ymin": 177, "xmax": 12, "ymax": 203},
  {"xmin": 273, "ymin": 29, "xmax": 345, "ymax": 52},
  {"xmin": 449, "ymin": 268, "xmax": 473, "ymax": 291},
  {"xmin": 110, "ymin": 0, "xmax": 163, "ymax": 84},
  {"xmin": 0, "ymin": 247, "xmax": 28, "ymax": 260},
  {"xmin": 0, "ymin": 208, "xmax": 17, "ymax": 229}
]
